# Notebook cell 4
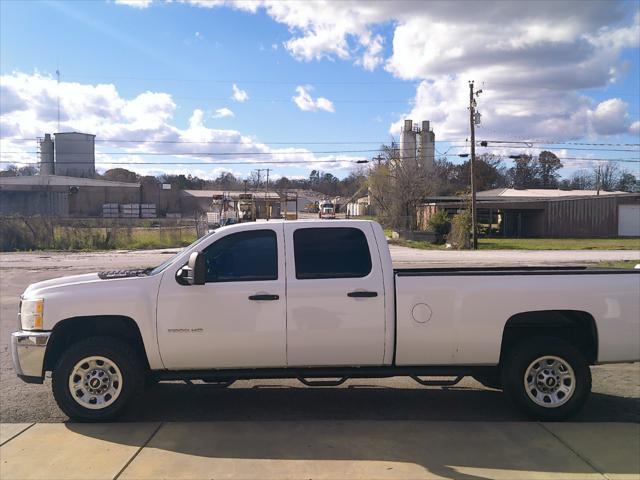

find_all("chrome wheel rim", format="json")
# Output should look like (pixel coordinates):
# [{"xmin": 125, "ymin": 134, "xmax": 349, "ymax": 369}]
[
  {"xmin": 524, "ymin": 355, "xmax": 575, "ymax": 408},
  {"xmin": 69, "ymin": 356, "xmax": 123, "ymax": 410}
]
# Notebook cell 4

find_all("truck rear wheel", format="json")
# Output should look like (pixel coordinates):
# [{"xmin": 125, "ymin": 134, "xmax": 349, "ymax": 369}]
[
  {"xmin": 502, "ymin": 337, "xmax": 591, "ymax": 420},
  {"xmin": 52, "ymin": 336, "xmax": 144, "ymax": 422}
]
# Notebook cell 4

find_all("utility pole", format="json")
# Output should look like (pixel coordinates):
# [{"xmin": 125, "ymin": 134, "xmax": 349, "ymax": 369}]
[
  {"xmin": 253, "ymin": 168, "xmax": 272, "ymax": 219},
  {"xmin": 468, "ymin": 81, "xmax": 482, "ymax": 250},
  {"xmin": 596, "ymin": 164, "xmax": 601, "ymax": 195},
  {"xmin": 56, "ymin": 67, "xmax": 61, "ymax": 132},
  {"xmin": 265, "ymin": 168, "xmax": 271, "ymax": 220}
]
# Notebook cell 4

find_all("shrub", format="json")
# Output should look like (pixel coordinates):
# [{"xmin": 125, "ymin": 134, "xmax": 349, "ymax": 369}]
[
  {"xmin": 448, "ymin": 209, "xmax": 472, "ymax": 249},
  {"xmin": 427, "ymin": 210, "xmax": 451, "ymax": 243}
]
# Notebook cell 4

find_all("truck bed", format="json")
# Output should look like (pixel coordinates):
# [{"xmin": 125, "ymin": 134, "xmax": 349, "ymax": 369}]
[{"xmin": 394, "ymin": 265, "xmax": 639, "ymax": 276}]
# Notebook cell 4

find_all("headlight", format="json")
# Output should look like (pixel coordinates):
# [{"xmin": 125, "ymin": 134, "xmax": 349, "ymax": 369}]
[{"xmin": 20, "ymin": 299, "xmax": 44, "ymax": 330}]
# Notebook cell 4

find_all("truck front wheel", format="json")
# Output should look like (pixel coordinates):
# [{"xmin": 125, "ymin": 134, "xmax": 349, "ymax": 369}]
[
  {"xmin": 502, "ymin": 337, "xmax": 591, "ymax": 421},
  {"xmin": 52, "ymin": 336, "xmax": 144, "ymax": 422}
]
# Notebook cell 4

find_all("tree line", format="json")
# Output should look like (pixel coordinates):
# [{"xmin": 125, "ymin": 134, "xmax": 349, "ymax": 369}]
[{"xmin": 1, "ymin": 151, "xmax": 636, "ymax": 197}]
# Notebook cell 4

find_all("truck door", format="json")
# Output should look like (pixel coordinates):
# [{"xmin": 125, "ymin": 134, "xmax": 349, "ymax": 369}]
[
  {"xmin": 156, "ymin": 225, "xmax": 286, "ymax": 369},
  {"xmin": 284, "ymin": 223, "xmax": 386, "ymax": 366}
]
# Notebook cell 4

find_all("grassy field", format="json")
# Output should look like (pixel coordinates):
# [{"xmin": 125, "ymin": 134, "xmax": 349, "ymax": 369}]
[
  {"xmin": 478, "ymin": 237, "xmax": 640, "ymax": 250},
  {"xmin": 52, "ymin": 226, "xmax": 198, "ymax": 250},
  {"xmin": 387, "ymin": 236, "xmax": 640, "ymax": 251},
  {"xmin": 590, "ymin": 260, "xmax": 640, "ymax": 269}
]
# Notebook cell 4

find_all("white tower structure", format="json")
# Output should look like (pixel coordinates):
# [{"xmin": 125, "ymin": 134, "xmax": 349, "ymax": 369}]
[
  {"xmin": 399, "ymin": 119, "xmax": 417, "ymax": 166},
  {"xmin": 399, "ymin": 119, "xmax": 435, "ymax": 173},
  {"xmin": 39, "ymin": 134, "xmax": 55, "ymax": 175},
  {"xmin": 418, "ymin": 120, "xmax": 435, "ymax": 172}
]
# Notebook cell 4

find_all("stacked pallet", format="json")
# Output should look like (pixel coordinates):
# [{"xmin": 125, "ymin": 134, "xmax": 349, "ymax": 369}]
[
  {"xmin": 102, "ymin": 203, "xmax": 119, "ymax": 218},
  {"xmin": 120, "ymin": 203, "xmax": 140, "ymax": 218},
  {"xmin": 140, "ymin": 204, "xmax": 157, "ymax": 218}
]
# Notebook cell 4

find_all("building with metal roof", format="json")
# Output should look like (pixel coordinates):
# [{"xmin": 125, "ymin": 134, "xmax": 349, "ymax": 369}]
[{"xmin": 418, "ymin": 189, "xmax": 640, "ymax": 238}]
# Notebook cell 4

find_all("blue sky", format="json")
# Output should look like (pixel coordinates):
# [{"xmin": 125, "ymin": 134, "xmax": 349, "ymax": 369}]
[{"xmin": 1, "ymin": 0, "xmax": 639, "ymax": 180}]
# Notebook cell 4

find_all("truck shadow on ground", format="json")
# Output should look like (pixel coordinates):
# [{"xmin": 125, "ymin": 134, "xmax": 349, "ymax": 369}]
[
  {"xmin": 118, "ymin": 382, "xmax": 639, "ymax": 423},
  {"xmin": 59, "ymin": 385, "xmax": 639, "ymax": 479}
]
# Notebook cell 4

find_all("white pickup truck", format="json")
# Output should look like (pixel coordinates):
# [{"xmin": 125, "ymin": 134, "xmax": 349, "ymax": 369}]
[{"xmin": 12, "ymin": 220, "xmax": 640, "ymax": 422}]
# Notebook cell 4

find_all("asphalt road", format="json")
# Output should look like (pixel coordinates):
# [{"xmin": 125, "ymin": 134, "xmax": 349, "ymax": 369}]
[{"xmin": 1, "ymin": 248, "xmax": 638, "ymax": 423}]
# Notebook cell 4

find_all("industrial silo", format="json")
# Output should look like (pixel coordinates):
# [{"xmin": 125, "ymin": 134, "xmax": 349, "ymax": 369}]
[
  {"xmin": 419, "ymin": 120, "xmax": 435, "ymax": 172},
  {"xmin": 54, "ymin": 132, "xmax": 96, "ymax": 178},
  {"xmin": 39, "ymin": 134, "xmax": 55, "ymax": 175},
  {"xmin": 399, "ymin": 119, "xmax": 416, "ymax": 165}
]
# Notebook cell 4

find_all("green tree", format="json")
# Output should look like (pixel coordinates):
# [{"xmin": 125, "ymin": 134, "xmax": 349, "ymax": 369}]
[{"xmin": 537, "ymin": 151, "xmax": 563, "ymax": 188}]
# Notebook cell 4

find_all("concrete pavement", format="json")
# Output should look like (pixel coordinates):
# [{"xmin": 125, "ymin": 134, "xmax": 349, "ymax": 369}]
[
  {"xmin": 1, "ymin": 245, "xmax": 638, "ymax": 273},
  {"xmin": 0, "ymin": 421, "xmax": 638, "ymax": 479}
]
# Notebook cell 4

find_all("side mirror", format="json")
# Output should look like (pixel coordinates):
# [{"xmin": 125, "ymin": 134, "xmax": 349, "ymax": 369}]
[{"xmin": 187, "ymin": 251, "xmax": 206, "ymax": 285}]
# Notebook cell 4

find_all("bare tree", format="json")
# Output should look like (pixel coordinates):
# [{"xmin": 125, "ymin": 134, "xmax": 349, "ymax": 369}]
[{"xmin": 368, "ymin": 143, "xmax": 433, "ymax": 231}]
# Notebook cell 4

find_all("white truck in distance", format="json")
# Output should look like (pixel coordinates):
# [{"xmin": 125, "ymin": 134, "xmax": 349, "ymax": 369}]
[{"xmin": 12, "ymin": 220, "xmax": 640, "ymax": 422}]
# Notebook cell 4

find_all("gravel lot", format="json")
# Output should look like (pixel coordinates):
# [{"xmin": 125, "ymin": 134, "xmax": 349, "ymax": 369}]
[{"xmin": 1, "ymin": 247, "xmax": 638, "ymax": 423}]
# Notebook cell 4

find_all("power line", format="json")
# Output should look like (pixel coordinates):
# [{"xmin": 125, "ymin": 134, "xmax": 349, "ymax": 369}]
[
  {"xmin": 1, "ymin": 148, "xmax": 382, "ymax": 156},
  {"xmin": 7, "ymin": 137, "xmax": 639, "ymax": 149},
  {"xmin": 2, "ymin": 156, "xmax": 638, "ymax": 167},
  {"xmin": 7, "ymin": 138, "xmax": 640, "ymax": 151},
  {"xmin": 0, "ymin": 159, "xmax": 367, "ymax": 166},
  {"xmin": 477, "ymin": 144, "xmax": 640, "ymax": 153},
  {"xmin": 481, "ymin": 139, "xmax": 640, "ymax": 147},
  {"xmin": 62, "ymin": 74, "xmax": 419, "ymax": 86}
]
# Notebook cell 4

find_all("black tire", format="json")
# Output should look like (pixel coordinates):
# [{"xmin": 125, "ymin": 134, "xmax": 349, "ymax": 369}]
[
  {"xmin": 501, "ymin": 336, "xmax": 591, "ymax": 421},
  {"xmin": 52, "ymin": 336, "xmax": 144, "ymax": 422},
  {"xmin": 472, "ymin": 372, "xmax": 502, "ymax": 390}
]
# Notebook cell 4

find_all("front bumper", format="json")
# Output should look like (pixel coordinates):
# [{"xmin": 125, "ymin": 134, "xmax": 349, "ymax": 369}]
[{"xmin": 11, "ymin": 331, "xmax": 51, "ymax": 384}]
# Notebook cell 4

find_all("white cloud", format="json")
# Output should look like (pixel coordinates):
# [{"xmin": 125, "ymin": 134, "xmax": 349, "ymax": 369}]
[
  {"xmin": 630, "ymin": 120, "xmax": 640, "ymax": 136},
  {"xmin": 114, "ymin": 0, "xmax": 152, "ymax": 9},
  {"xmin": 292, "ymin": 86, "xmax": 335, "ymax": 113},
  {"xmin": 590, "ymin": 98, "xmax": 631, "ymax": 135},
  {"xmin": 231, "ymin": 83, "xmax": 249, "ymax": 102},
  {"xmin": 0, "ymin": 72, "xmax": 360, "ymax": 176},
  {"xmin": 356, "ymin": 33, "xmax": 384, "ymax": 71},
  {"xmin": 212, "ymin": 107, "xmax": 234, "ymax": 118},
  {"xmin": 146, "ymin": 0, "xmax": 638, "ymax": 141}
]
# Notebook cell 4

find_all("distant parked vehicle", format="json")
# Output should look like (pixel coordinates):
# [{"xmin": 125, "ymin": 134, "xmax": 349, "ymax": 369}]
[
  {"xmin": 318, "ymin": 201, "xmax": 336, "ymax": 219},
  {"xmin": 11, "ymin": 220, "xmax": 640, "ymax": 421}
]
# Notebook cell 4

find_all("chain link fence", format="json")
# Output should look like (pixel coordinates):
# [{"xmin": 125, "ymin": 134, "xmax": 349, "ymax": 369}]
[{"xmin": 0, "ymin": 216, "xmax": 199, "ymax": 251}]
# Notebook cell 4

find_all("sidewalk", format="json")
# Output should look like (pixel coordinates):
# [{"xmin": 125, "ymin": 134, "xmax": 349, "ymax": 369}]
[{"xmin": 1, "ymin": 421, "xmax": 638, "ymax": 479}]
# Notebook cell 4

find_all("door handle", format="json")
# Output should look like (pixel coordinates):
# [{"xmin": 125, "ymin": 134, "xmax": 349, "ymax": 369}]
[
  {"xmin": 248, "ymin": 294, "xmax": 280, "ymax": 301},
  {"xmin": 347, "ymin": 291, "xmax": 378, "ymax": 298}
]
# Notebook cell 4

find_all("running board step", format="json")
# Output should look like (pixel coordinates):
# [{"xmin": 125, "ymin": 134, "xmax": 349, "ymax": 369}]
[
  {"xmin": 184, "ymin": 378, "xmax": 237, "ymax": 388},
  {"xmin": 298, "ymin": 377, "xmax": 348, "ymax": 387},
  {"xmin": 411, "ymin": 375, "xmax": 464, "ymax": 387}
]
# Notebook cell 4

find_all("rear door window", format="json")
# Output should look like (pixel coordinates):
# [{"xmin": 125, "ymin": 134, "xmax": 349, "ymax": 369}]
[{"xmin": 293, "ymin": 227, "xmax": 372, "ymax": 279}]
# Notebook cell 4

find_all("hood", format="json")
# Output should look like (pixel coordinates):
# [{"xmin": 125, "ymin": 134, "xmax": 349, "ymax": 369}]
[{"xmin": 23, "ymin": 272, "xmax": 101, "ymax": 298}]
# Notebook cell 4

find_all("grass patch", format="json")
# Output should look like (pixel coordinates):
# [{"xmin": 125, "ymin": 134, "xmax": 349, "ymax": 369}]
[
  {"xmin": 53, "ymin": 226, "xmax": 198, "ymax": 251},
  {"xmin": 387, "ymin": 235, "xmax": 640, "ymax": 251},
  {"xmin": 387, "ymin": 238, "xmax": 445, "ymax": 250},
  {"xmin": 478, "ymin": 237, "xmax": 640, "ymax": 250},
  {"xmin": 589, "ymin": 260, "xmax": 640, "ymax": 269}
]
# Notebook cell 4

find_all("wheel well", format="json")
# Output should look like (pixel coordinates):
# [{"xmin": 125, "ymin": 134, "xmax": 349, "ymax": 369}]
[
  {"xmin": 44, "ymin": 316, "xmax": 149, "ymax": 372},
  {"xmin": 500, "ymin": 310, "xmax": 598, "ymax": 365}
]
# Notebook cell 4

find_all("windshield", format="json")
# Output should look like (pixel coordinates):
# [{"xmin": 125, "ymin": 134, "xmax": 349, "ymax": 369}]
[{"xmin": 149, "ymin": 231, "xmax": 215, "ymax": 276}]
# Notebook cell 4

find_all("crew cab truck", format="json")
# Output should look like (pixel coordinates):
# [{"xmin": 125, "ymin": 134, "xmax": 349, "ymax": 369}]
[{"xmin": 11, "ymin": 220, "xmax": 640, "ymax": 422}]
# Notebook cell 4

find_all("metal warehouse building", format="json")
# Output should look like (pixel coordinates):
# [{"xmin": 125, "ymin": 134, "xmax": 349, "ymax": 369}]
[
  {"xmin": 418, "ymin": 189, "xmax": 640, "ymax": 238},
  {"xmin": 0, "ymin": 175, "xmax": 141, "ymax": 217}
]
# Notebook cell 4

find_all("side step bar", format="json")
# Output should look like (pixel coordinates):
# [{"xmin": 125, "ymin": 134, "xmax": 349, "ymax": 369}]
[
  {"xmin": 156, "ymin": 365, "xmax": 489, "ymax": 383},
  {"xmin": 411, "ymin": 375, "xmax": 464, "ymax": 387},
  {"xmin": 298, "ymin": 377, "xmax": 348, "ymax": 387}
]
